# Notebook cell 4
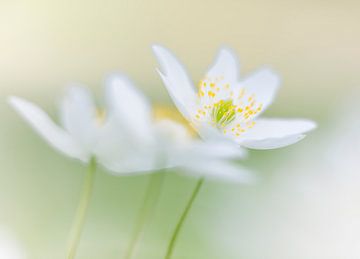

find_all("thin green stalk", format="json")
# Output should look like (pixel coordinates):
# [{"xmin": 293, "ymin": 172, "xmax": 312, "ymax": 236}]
[
  {"xmin": 164, "ymin": 178, "xmax": 205, "ymax": 259},
  {"xmin": 124, "ymin": 172, "xmax": 165, "ymax": 259},
  {"xmin": 67, "ymin": 158, "xmax": 97, "ymax": 259}
]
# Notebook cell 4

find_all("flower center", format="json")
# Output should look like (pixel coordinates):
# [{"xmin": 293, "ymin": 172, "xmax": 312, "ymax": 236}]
[
  {"xmin": 211, "ymin": 99, "xmax": 236, "ymax": 127},
  {"xmin": 194, "ymin": 76, "xmax": 264, "ymax": 137}
]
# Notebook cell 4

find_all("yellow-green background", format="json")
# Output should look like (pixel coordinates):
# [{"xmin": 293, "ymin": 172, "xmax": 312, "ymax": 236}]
[{"xmin": 1, "ymin": 1, "xmax": 359, "ymax": 258}]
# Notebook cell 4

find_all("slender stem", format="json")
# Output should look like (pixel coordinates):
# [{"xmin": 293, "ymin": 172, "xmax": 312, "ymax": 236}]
[
  {"xmin": 164, "ymin": 178, "xmax": 205, "ymax": 259},
  {"xmin": 67, "ymin": 158, "xmax": 97, "ymax": 259},
  {"xmin": 124, "ymin": 172, "xmax": 165, "ymax": 259}
]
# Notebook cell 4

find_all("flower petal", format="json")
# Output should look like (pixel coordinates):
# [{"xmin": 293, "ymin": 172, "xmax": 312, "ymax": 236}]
[
  {"xmin": 95, "ymin": 115, "xmax": 161, "ymax": 175},
  {"xmin": 153, "ymin": 119, "xmax": 190, "ymax": 148},
  {"xmin": 236, "ymin": 68, "xmax": 280, "ymax": 115},
  {"xmin": 60, "ymin": 86, "xmax": 98, "ymax": 151},
  {"xmin": 240, "ymin": 134, "xmax": 306, "ymax": 150},
  {"xmin": 206, "ymin": 47, "xmax": 239, "ymax": 84},
  {"xmin": 242, "ymin": 118, "xmax": 316, "ymax": 139},
  {"xmin": 181, "ymin": 160, "xmax": 255, "ymax": 183},
  {"xmin": 8, "ymin": 96, "xmax": 88, "ymax": 161},
  {"xmin": 238, "ymin": 118, "xmax": 317, "ymax": 149},
  {"xmin": 189, "ymin": 140, "xmax": 247, "ymax": 160},
  {"xmin": 105, "ymin": 75, "xmax": 153, "ymax": 143},
  {"xmin": 152, "ymin": 45, "xmax": 197, "ymax": 120},
  {"xmin": 193, "ymin": 122, "xmax": 225, "ymax": 141}
]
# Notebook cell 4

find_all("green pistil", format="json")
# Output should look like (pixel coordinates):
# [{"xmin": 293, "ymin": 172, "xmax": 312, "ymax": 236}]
[{"xmin": 211, "ymin": 99, "xmax": 236, "ymax": 127}]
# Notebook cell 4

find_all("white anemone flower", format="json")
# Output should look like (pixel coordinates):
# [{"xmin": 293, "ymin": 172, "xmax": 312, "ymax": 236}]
[
  {"xmin": 97, "ymin": 75, "xmax": 253, "ymax": 182},
  {"xmin": 153, "ymin": 45, "xmax": 316, "ymax": 149}
]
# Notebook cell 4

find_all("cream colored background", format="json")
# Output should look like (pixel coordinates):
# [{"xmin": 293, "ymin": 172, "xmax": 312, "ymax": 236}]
[{"xmin": 1, "ymin": 1, "xmax": 360, "ymax": 258}]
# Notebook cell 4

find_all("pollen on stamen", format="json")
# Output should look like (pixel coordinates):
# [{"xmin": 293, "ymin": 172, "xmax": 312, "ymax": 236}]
[{"xmin": 208, "ymin": 91, "xmax": 216, "ymax": 98}]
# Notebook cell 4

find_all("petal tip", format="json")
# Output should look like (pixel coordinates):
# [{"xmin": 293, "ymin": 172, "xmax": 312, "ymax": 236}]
[
  {"xmin": 151, "ymin": 43, "xmax": 164, "ymax": 52},
  {"xmin": 7, "ymin": 95, "xmax": 28, "ymax": 111},
  {"xmin": 151, "ymin": 44, "xmax": 170, "ymax": 58},
  {"xmin": 218, "ymin": 45, "xmax": 238, "ymax": 59}
]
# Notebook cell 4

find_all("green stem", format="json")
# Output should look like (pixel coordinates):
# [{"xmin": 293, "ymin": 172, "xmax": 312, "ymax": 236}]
[
  {"xmin": 67, "ymin": 158, "xmax": 97, "ymax": 259},
  {"xmin": 124, "ymin": 172, "xmax": 165, "ymax": 259},
  {"xmin": 164, "ymin": 178, "xmax": 205, "ymax": 259}
]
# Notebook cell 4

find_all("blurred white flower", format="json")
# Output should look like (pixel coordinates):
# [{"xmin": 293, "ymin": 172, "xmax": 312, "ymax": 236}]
[
  {"xmin": 98, "ymin": 75, "xmax": 253, "ymax": 182},
  {"xmin": 9, "ymin": 84, "xmax": 116, "ymax": 164},
  {"xmin": 153, "ymin": 45, "xmax": 316, "ymax": 149},
  {"xmin": 9, "ymin": 75, "xmax": 252, "ymax": 181},
  {"xmin": 0, "ymin": 227, "xmax": 26, "ymax": 259}
]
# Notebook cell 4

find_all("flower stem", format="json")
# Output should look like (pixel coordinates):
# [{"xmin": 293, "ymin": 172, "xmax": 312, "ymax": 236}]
[
  {"xmin": 164, "ymin": 178, "xmax": 205, "ymax": 259},
  {"xmin": 124, "ymin": 172, "xmax": 165, "ymax": 259},
  {"xmin": 67, "ymin": 158, "xmax": 97, "ymax": 259}
]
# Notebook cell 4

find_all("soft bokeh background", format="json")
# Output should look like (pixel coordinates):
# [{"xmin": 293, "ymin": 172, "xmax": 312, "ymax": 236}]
[{"xmin": 1, "ymin": 1, "xmax": 360, "ymax": 258}]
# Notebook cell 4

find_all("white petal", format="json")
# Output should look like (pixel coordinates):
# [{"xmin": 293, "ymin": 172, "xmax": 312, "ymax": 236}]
[
  {"xmin": 152, "ymin": 45, "xmax": 197, "ymax": 120},
  {"xmin": 105, "ymin": 75, "xmax": 153, "ymax": 143},
  {"xmin": 236, "ymin": 68, "xmax": 280, "ymax": 115},
  {"xmin": 238, "ymin": 118, "xmax": 317, "ymax": 149},
  {"xmin": 241, "ymin": 134, "xmax": 306, "ymax": 150},
  {"xmin": 97, "ymin": 116, "xmax": 164, "ymax": 175},
  {"xmin": 206, "ymin": 47, "xmax": 239, "ymax": 84},
  {"xmin": 60, "ymin": 85, "xmax": 98, "ymax": 151},
  {"xmin": 181, "ymin": 160, "xmax": 255, "ymax": 183},
  {"xmin": 241, "ymin": 118, "xmax": 316, "ymax": 140},
  {"xmin": 153, "ymin": 119, "xmax": 190, "ymax": 148},
  {"xmin": 188, "ymin": 140, "xmax": 247, "ymax": 160},
  {"xmin": 194, "ymin": 122, "xmax": 226, "ymax": 141},
  {"xmin": 100, "ymin": 149, "xmax": 160, "ymax": 175},
  {"xmin": 8, "ymin": 96, "xmax": 88, "ymax": 161}
]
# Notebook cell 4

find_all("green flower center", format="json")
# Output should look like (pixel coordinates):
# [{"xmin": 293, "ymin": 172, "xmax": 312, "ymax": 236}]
[{"xmin": 211, "ymin": 99, "xmax": 236, "ymax": 127}]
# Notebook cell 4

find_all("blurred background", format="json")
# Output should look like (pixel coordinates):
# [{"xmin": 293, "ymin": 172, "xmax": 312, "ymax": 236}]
[{"xmin": 1, "ymin": 0, "xmax": 360, "ymax": 258}]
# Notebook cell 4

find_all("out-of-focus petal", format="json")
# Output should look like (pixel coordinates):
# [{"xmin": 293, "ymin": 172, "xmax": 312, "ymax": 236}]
[
  {"xmin": 181, "ymin": 160, "xmax": 255, "ymax": 183},
  {"xmin": 59, "ymin": 86, "xmax": 98, "ymax": 151},
  {"xmin": 188, "ymin": 140, "xmax": 247, "ymax": 160},
  {"xmin": 8, "ymin": 96, "xmax": 88, "ymax": 162},
  {"xmin": 105, "ymin": 75, "xmax": 154, "ymax": 143}
]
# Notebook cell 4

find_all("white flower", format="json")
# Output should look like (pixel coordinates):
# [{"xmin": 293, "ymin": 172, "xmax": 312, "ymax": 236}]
[
  {"xmin": 0, "ymin": 227, "xmax": 26, "ymax": 259},
  {"xmin": 97, "ymin": 75, "xmax": 253, "ymax": 182},
  {"xmin": 153, "ymin": 45, "xmax": 316, "ymax": 149},
  {"xmin": 8, "ymin": 84, "xmax": 114, "ymax": 165},
  {"xmin": 9, "ymin": 75, "xmax": 252, "ymax": 181}
]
